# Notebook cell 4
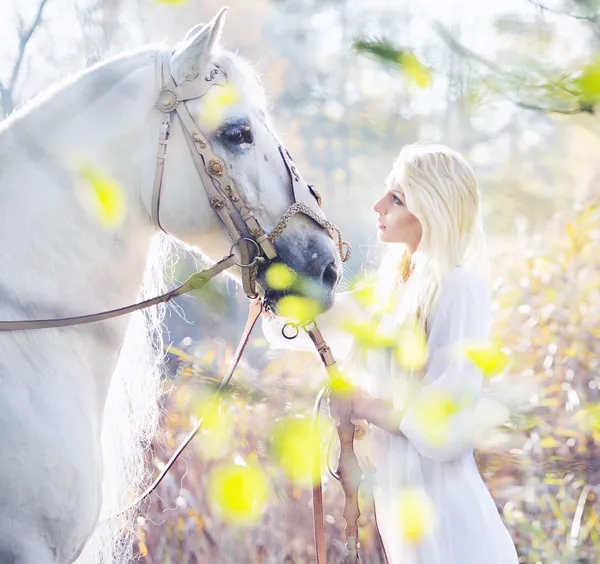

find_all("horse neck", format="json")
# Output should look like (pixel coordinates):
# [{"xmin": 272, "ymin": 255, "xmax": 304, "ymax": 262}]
[{"xmin": 0, "ymin": 52, "xmax": 160, "ymax": 319}]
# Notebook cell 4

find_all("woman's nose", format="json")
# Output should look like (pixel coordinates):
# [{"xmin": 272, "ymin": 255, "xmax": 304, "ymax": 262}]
[{"xmin": 372, "ymin": 197, "xmax": 385, "ymax": 214}]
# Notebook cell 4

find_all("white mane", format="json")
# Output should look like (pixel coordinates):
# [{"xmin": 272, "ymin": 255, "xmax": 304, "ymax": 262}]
[{"xmin": 85, "ymin": 236, "xmax": 170, "ymax": 564}]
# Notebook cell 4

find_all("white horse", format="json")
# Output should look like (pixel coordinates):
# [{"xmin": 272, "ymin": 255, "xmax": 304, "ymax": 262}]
[{"xmin": 0, "ymin": 8, "xmax": 342, "ymax": 564}]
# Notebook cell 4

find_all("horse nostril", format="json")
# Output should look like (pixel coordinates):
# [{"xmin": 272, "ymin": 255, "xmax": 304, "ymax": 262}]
[{"xmin": 322, "ymin": 261, "xmax": 339, "ymax": 287}]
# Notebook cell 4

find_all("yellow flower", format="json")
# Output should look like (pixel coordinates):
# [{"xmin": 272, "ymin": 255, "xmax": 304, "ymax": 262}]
[
  {"xmin": 395, "ymin": 322, "xmax": 427, "ymax": 371},
  {"xmin": 153, "ymin": 0, "xmax": 188, "ymax": 5},
  {"xmin": 463, "ymin": 341, "xmax": 510, "ymax": 377},
  {"xmin": 198, "ymin": 84, "xmax": 241, "ymax": 129},
  {"xmin": 207, "ymin": 462, "xmax": 270, "ymax": 525},
  {"xmin": 266, "ymin": 263, "xmax": 297, "ymax": 290},
  {"xmin": 269, "ymin": 415, "xmax": 328, "ymax": 487},
  {"xmin": 75, "ymin": 163, "xmax": 125, "ymax": 229},
  {"xmin": 400, "ymin": 53, "xmax": 432, "ymax": 88},
  {"xmin": 396, "ymin": 488, "xmax": 437, "ymax": 543},
  {"xmin": 340, "ymin": 318, "xmax": 395, "ymax": 351},
  {"xmin": 412, "ymin": 391, "xmax": 459, "ymax": 447},
  {"xmin": 278, "ymin": 296, "xmax": 323, "ymax": 325},
  {"xmin": 329, "ymin": 370, "xmax": 356, "ymax": 396},
  {"xmin": 192, "ymin": 394, "xmax": 233, "ymax": 460}
]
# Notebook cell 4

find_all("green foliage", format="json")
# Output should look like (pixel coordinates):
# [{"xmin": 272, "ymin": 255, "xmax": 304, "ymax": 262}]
[
  {"xmin": 433, "ymin": 10, "xmax": 600, "ymax": 114},
  {"xmin": 353, "ymin": 38, "xmax": 432, "ymax": 87}
]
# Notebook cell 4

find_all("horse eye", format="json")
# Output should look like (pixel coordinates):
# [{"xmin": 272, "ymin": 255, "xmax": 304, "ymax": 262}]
[{"xmin": 220, "ymin": 124, "xmax": 253, "ymax": 147}]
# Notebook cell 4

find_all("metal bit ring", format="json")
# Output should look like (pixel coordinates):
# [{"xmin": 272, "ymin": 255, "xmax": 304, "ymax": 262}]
[
  {"xmin": 230, "ymin": 237, "xmax": 262, "ymax": 268},
  {"xmin": 282, "ymin": 322, "xmax": 300, "ymax": 340}
]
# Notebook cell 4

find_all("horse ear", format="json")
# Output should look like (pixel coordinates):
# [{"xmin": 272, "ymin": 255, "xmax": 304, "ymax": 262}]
[
  {"xmin": 184, "ymin": 24, "xmax": 205, "ymax": 41},
  {"xmin": 170, "ymin": 7, "xmax": 228, "ymax": 84}
]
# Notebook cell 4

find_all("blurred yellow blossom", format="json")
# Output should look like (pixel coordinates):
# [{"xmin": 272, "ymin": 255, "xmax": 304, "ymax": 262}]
[
  {"xmin": 198, "ymin": 84, "xmax": 241, "ymax": 129},
  {"xmin": 346, "ymin": 273, "xmax": 378, "ymax": 309},
  {"xmin": 340, "ymin": 318, "xmax": 395, "ymax": 351},
  {"xmin": 329, "ymin": 369, "xmax": 356, "ymax": 396},
  {"xmin": 269, "ymin": 415, "xmax": 328, "ymax": 487},
  {"xmin": 75, "ymin": 163, "xmax": 125, "ymax": 229},
  {"xmin": 207, "ymin": 461, "xmax": 270, "ymax": 525},
  {"xmin": 412, "ymin": 391, "xmax": 460, "ymax": 447},
  {"xmin": 266, "ymin": 263, "xmax": 296, "ymax": 290},
  {"xmin": 573, "ymin": 55, "xmax": 600, "ymax": 105},
  {"xmin": 153, "ymin": 0, "xmax": 188, "ymax": 6},
  {"xmin": 395, "ymin": 322, "xmax": 427, "ymax": 371},
  {"xmin": 192, "ymin": 394, "xmax": 233, "ymax": 460},
  {"xmin": 401, "ymin": 53, "xmax": 432, "ymax": 88},
  {"xmin": 396, "ymin": 488, "xmax": 437, "ymax": 543},
  {"xmin": 278, "ymin": 296, "xmax": 323, "ymax": 325},
  {"xmin": 136, "ymin": 530, "xmax": 148, "ymax": 558},
  {"xmin": 463, "ymin": 341, "xmax": 511, "ymax": 377}
]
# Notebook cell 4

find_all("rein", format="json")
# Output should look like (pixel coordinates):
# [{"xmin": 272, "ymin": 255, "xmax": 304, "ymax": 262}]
[
  {"xmin": 0, "ymin": 254, "xmax": 237, "ymax": 332},
  {"xmin": 306, "ymin": 324, "xmax": 362, "ymax": 564}
]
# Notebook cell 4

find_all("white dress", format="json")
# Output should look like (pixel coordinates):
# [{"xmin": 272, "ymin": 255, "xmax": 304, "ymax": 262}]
[{"xmin": 262, "ymin": 266, "xmax": 519, "ymax": 564}]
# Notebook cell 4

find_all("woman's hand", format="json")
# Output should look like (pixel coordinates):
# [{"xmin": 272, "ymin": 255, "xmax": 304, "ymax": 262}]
[
  {"xmin": 327, "ymin": 386, "xmax": 375, "ymax": 424},
  {"xmin": 328, "ymin": 386, "xmax": 406, "ymax": 437}
]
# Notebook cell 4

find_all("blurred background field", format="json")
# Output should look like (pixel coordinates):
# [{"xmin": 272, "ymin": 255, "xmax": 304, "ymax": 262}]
[{"xmin": 4, "ymin": 0, "xmax": 600, "ymax": 562}]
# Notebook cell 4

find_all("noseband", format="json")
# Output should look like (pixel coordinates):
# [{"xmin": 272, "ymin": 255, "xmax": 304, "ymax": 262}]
[{"xmin": 150, "ymin": 51, "xmax": 350, "ymax": 299}]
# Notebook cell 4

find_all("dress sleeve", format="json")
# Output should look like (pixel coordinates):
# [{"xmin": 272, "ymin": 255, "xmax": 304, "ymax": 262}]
[
  {"xmin": 261, "ymin": 288, "xmax": 373, "ymax": 362},
  {"xmin": 398, "ymin": 268, "xmax": 491, "ymax": 461}
]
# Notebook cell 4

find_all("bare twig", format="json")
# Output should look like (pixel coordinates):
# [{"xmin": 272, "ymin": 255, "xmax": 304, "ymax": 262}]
[
  {"xmin": 434, "ymin": 22, "xmax": 508, "ymax": 76},
  {"xmin": 9, "ymin": 0, "xmax": 51, "ymax": 90},
  {"xmin": 527, "ymin": 0, "xmax": 600, "ymax": 22},
  {"xmin": 517, "ymin": 100, "xmax": 595, "ymax": 114}
]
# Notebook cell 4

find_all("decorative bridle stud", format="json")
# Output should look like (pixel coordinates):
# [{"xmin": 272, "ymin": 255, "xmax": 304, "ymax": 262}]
[
  {"xmin": 291, "ymin": 166, "xmax": 301, "ymax": 182},
  {"xmin": 225, "ymin": 186, "xmax": 239, "ymax": 202},
  {"xmin": 205, "ymin": 67, "xmax": 219, "ymax": 82},
  {"xmin": 309, "ymin": 185, "xmax": 323, "ymax": 207},
  {"xmin": 208, "ymin": 160, "xmax": 224, "ymax": 176},
  {"xmin": 192, "ymin": 132, "xmax": 207, "ymax": 149},
  {"xmin": 249, "ymin": 226, "xmax": 265, "ymax": 238},
  {"xmin": 210, "ymin": 196, "xmax": 225, "ymax": 210},
  {"xmin": 156, "ymin": 89, "xmax": 178, "ymax": 113}
]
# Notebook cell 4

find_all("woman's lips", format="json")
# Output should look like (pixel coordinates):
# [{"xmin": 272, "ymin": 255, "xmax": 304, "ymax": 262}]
[{"xmin": 377, "ymin": 222, "xmax": 386, "ymax": 230}]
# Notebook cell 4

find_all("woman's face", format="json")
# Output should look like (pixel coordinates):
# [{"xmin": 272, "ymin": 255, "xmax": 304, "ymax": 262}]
[{"xmin": 372, "ymin": 186, "xmax": 422, "ymax": 252}]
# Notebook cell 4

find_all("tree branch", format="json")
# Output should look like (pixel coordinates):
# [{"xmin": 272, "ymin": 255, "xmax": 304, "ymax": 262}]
[
  {"xmin": 434, "ymin": 21, "xmax": 595, "ymax": 117},
  {"xmin": 433, "ymin": 22, "xmax": 509, "ymax": 76},
  {"xmin": 516, "ymin": 100, "xmax": 595, "ymax": 114},
  {"xmin": 527, "ymin": 0, "xmax": 600, "ymax": 22},
  {"xmin": 9, "ymin": 0, "xmax": 51, "ymax": 89}
]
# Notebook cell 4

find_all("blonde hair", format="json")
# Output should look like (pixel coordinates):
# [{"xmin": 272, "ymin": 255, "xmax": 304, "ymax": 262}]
[{"xmin": 376, "ymin": 142, "xmax": 487, "ymax": 328}]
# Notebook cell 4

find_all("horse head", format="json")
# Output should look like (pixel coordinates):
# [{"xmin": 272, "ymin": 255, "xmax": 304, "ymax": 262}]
[{"xmin": 148, "ymin": 8, "xmax": 345, "ymax": 313}]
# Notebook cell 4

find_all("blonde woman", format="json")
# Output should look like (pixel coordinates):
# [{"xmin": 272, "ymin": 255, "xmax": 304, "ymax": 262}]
[{"xmin": 262, "ymin": 143, "xmax": 518, "ymax": 563}]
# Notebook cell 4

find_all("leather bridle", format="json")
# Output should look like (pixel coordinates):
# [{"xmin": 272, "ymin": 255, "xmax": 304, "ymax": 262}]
[
  {"xmin": 0, "ymin": 49, "xmax": 360, "ymax": 563},
  {"xmin": 150, "ymin": 50, "xmax": 350, "ymax": 299}
]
